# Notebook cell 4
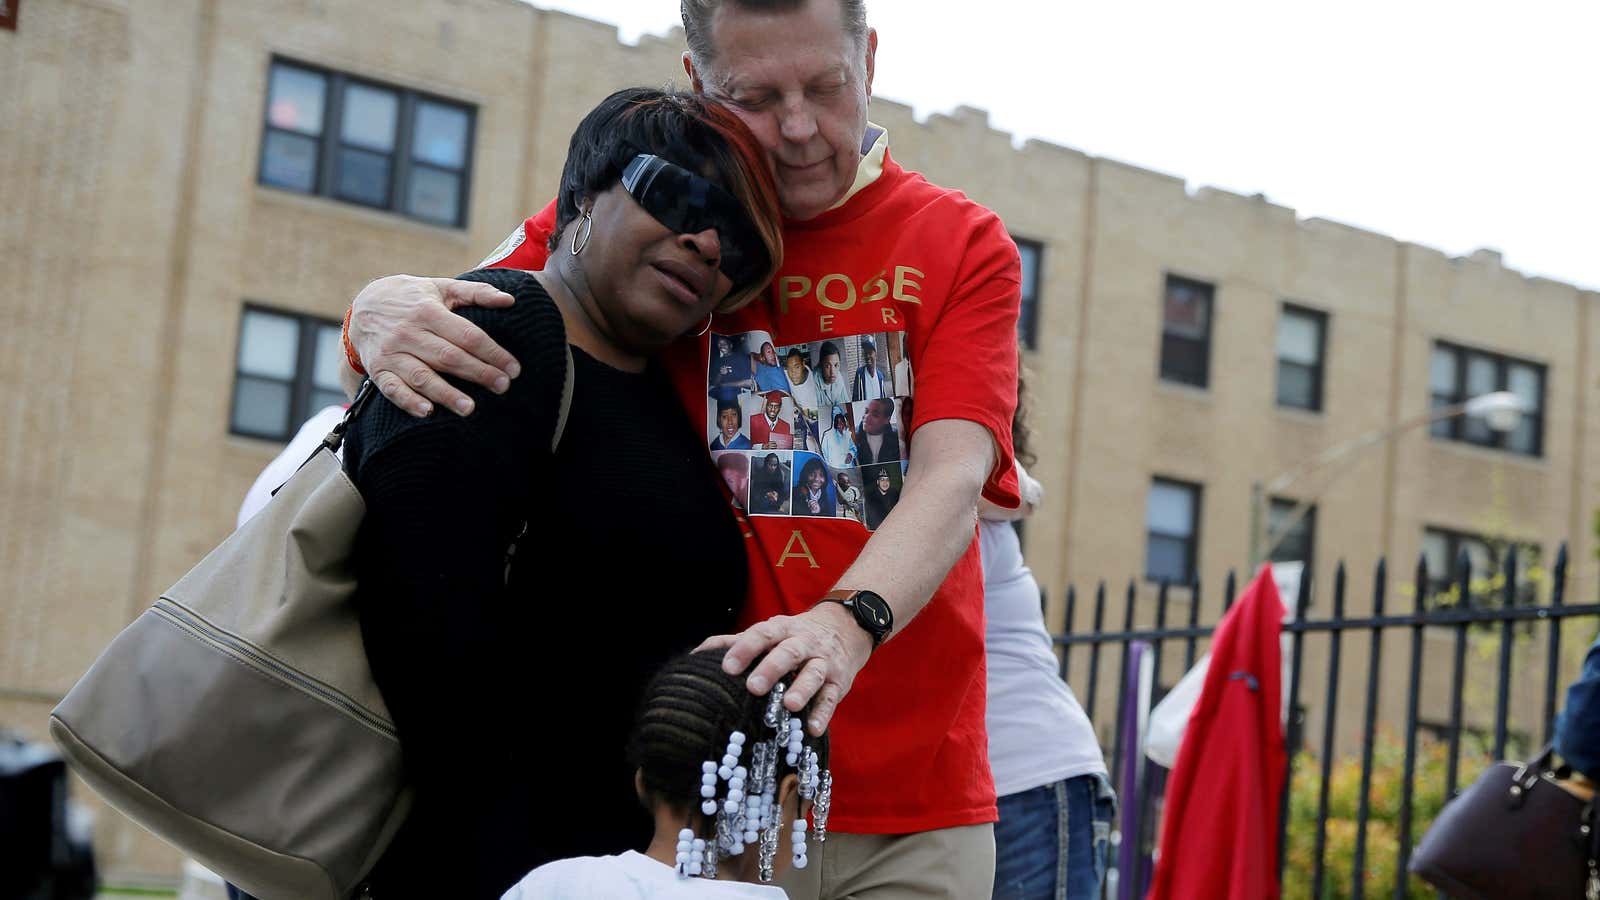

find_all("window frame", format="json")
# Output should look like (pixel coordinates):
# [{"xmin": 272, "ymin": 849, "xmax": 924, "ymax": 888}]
[
  {"xmin": 1428, "ymin": 341, "xmax": 1546, "ymax": 457},
  {"xmin": 1145, "ymin": 476, "xmax": 1203, "ymax": 585},
  {"xmin": 258, "ymin": 57, "xmax": 476, "ymax": 228},
  {"xmin": 1421, "ymin": 525, "xmax": 1541, "ymax": 612},
  {"xmin": 1276, "ymin": 303, "xmax": 1328, "ymax": 412},
  {"xmin": 1013, "ymin": 236, "xmax": 1044, "ymax": 350},
  {"xmin": 1267, "ymin": 497, "xmax": 1316, "ymax": 575},
  {"xmin": 1159, "ymin": 274, "xmax": 1215, "ymax": 389},
  {"xmin": 228, "ymin": 304, "xmax": 345, "ymax": 443}
]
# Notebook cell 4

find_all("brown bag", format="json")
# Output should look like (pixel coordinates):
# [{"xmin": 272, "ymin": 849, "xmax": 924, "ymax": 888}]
[
  {"xmin": 50, "ymin": 352, "xmax": 575, "ymax": 899},
  {"xmin": 1410, "ymin": 746, "xmax": 1600, "ymax": 899}
]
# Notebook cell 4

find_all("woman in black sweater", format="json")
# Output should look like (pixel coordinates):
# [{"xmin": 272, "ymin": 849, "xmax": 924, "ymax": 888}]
[{"xmin": 342, "ymin": 88, "xmax": 783, "ymax": 898}]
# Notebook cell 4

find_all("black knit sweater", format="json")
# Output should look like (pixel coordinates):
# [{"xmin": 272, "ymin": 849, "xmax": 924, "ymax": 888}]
[{"xmin": 344, "ymin": 269, "xmax": 747, "ymax": 898}]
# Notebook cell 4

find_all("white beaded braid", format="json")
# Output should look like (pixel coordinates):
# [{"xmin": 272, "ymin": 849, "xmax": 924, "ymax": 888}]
[{"xmin": 678, "ymin": 681, "xmax": 829, "ymax": 883}]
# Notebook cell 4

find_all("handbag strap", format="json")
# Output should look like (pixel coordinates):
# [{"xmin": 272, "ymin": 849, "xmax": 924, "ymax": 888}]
[{"xmin": 320, "ymin": 379, "xmax": 379, "ymax": 455}]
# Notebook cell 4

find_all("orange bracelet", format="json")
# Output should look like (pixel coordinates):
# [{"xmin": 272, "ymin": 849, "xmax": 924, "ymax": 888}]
[{"xmin": 341, "ymin": 306, "xmax": 366, "ymax": 376}]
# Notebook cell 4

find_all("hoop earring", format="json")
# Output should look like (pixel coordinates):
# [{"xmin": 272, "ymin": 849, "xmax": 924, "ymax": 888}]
[
  {"xmin": 570, "ymin": 211, "xmax": 593, "ymax": 256},
  {"xmin": 694, "ymin": 313, "xmax": 714, "ymax": 337}
]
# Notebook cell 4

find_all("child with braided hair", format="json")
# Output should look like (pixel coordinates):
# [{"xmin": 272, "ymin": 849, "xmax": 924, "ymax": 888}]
[{"xmin": 502, "ymin": 649, "xmax": 831, "ymax": 899}]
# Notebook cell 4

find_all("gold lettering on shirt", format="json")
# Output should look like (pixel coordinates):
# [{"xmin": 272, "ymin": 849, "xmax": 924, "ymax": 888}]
[
  {"xmin": 861, "ymin": 270, "xmax": 890, "ymax": 304},
  {"xmin": 880, "ymin": 307, "xmax": 899, "ymax": 326},
  {"xmin": 893, "ymin": 266, "xmax": 925, "ymax": 304},
  {"xmin": 775, "ymin": 530, "xmax": 820, "ymax": 568},
  {"xmin": 779, "ymin": 276, "xmax": 812, "ymax": 315},
  {"xmin": 818, "ymin": 313, "xmax": 836, "ymax": 333},
  {"xmin": 816, "ymin": 274, "xmax": 857, "ymax": 311}
]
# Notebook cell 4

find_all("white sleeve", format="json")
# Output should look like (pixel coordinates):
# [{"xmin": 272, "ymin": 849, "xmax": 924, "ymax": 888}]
[{"xmin": 235, "ymin": 404, "xmax": 349, "ymax": 528}]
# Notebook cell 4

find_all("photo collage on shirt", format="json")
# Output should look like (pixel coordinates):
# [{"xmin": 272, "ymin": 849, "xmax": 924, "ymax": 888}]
[{"xmin": 707, "ymin": 329, "xmax": 914, "ymax": 529}]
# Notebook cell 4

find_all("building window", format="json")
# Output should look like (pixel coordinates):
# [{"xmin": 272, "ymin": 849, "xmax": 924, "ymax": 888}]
[
  {"xmin": 1146, "ymin": 478, "xmax": 1202, "ymax": 584},
  {"xmin": 1428, "ymin": 342, "xmax": 1545, "ymax": 457},
  {"xmin": 1160, "ymin": 275, "xmax": 1213, "ymax": 388},
  {"xmin": 1267, "ymin": 498, "xmax": 1316, "ymax": 572},
  {"xmin": 260, "ymin": 59, "xmax": 474, "ymax": 227},
  {"xmin": 1014, "ymin": 237, "xmax": 1043, "ymax": 350},
  {"xmin": 1276, "ymin": 305, "xmax": 1327, "ymax": 411},
  {"xmin": 230, "ymin": 306, "xmax": 347, "ymax": 441},
  {"xmin": 1420, "ymin": 526, "xmax": 1541, "ymax": 611}
]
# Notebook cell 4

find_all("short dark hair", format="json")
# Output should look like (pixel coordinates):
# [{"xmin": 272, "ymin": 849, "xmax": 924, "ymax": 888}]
[
  {"xmin": 717, "ymin": 399, "xmax": 742, "ymax": 423},
  {"xmin": 818, "ymin": 340, "xmax": 841, "ymax": 361},
  {"xmin": 784, "ymin": 348, "xmax": 806, "ymax": 364}
]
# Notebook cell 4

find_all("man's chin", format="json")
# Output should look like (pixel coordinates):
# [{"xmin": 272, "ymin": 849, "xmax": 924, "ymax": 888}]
[{"xmin": 779, "ymin": 180, "xmax": 850, "ymax": 221}]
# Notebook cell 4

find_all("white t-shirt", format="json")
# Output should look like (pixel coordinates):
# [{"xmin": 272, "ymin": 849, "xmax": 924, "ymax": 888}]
[
  {"xmin": 787, "ymin": 369, "xmax": 820, "ymax": 418},
  {"xmin": 235, "ymin": 404, "xmax": 348, "ymax": 528},
  {"xmin": 501, "ymin": 851, "xmax": 787, "ymax": 900},
  {"xmin": 979, "ymin": 469, "xmax": 1107, "ymax": 797},
  {"xmin": 894, "ymin": 358, "xmax": 913, "ymax": 396}
]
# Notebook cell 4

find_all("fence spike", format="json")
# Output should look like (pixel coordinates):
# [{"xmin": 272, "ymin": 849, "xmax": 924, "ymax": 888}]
[{"xmin": 1545, "ymin": 545, "xmax": 1569, "ymax": 744}]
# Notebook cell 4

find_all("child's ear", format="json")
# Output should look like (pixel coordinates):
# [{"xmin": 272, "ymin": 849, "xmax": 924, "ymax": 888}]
[
  {"xmin": 634, "ymin": 768, "xmax": 648, "ymax": 804},
  {"xmin": 777, "ymin": 772, "xmax": 803, "ymax": 817}
]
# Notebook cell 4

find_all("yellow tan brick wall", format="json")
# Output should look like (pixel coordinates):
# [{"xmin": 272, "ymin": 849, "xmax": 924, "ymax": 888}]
[{"xmin": 4, "ymin": 0, "xmax": 1596, "ymax": 883}]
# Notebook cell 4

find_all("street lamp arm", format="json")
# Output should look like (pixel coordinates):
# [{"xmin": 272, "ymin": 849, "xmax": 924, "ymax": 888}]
[{"xmin": 1263, "ymin": 401, "xmax": 1470, "ymax": 497}]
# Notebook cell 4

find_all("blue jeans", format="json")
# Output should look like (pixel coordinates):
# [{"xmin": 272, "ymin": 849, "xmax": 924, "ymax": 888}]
[{"xmin": 992, "ymin": 773, "xmax": 1116, "ymax": 900}]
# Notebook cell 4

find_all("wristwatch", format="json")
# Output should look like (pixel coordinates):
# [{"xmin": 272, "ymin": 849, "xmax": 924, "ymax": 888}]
[{"xmin": 818, "ymin": 589, "xmax": 894, "ymax": 649}]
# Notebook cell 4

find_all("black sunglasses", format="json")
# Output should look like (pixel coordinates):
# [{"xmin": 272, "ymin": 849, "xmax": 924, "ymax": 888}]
[{"xmin": 618, "ymin": 153, "xmax": 771, "ymax": 290}]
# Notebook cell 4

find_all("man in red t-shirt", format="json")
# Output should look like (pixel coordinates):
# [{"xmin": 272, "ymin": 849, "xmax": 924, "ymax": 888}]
[{"xmin": 337, "ymin": 1, "xmax": 1020, "ymax": 896}]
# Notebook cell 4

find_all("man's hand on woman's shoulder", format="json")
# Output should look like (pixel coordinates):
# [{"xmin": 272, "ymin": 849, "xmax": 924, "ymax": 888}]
[{"xmin": 347, "ymin": 274, "xmax": 524, "ymax": 418}]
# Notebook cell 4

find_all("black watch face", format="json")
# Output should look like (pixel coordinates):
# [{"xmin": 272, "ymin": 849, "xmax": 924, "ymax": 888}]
[{"xmin": 852, "ymin": 591, "xmax": 893, "ymax": 632}]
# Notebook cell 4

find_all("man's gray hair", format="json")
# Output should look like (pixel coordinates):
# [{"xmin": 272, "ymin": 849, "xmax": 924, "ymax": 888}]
[{"xmin": 681, "ymin": 0, "xmax": 869, "ymax": 77}]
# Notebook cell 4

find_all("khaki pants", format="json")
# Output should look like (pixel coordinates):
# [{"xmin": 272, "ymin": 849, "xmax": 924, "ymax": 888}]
[{"xmin": 776, "ymin": 823, "xmax": 996, "ymax": 900}]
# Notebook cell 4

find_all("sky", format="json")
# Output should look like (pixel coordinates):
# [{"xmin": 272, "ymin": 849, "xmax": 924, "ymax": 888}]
[{"xmin": 532, "ymin": 0, "xmax": 1600, "ymax": 292}]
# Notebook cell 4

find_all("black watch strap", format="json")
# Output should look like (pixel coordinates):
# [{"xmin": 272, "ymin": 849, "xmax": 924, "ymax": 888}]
[{"xmin": 819, "ymin": 589, "xmax": 893, "ymax": 648}]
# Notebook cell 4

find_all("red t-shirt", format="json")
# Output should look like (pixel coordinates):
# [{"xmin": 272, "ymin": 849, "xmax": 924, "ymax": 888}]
[{"xmin": 487, "ymin": 147, "xmax": 1020, "ymax": 833}]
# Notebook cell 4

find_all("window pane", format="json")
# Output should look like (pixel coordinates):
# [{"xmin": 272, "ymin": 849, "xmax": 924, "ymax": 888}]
[
  {"xmin": 1017, "ymin": 243, "xmax": 1039, "ymax": 302},
  {"xmin": 406, "ymin": 165, "xmax": 461, "ymax": 224},
  {"xmin": 1465, "ymin": 353, "xmax": 1497, "ymax": 397},
  {"xmin": 335, "ymin": 147, "xmax": 392, "ymax": 206},
  {"xmin": 260, "ymin": 130, "xmax": 319, "ymax": 193},
  {"xmin": 1429, "ymin": 392, "xmax": 1458, "ymax": 438},
  {"xmin": 1146, "ymin": 534, "xmax": 1190, "ymax": 583},
  {"xmin": 1268, "ymin": 501, "xmax": 1313, "ymax": 564},
  {"xmin": 238, "ymin": 311, "xmax": 299, "ymax": 379},
  {"xmin": 1163, "ymin": 279, "xmax": 1210, "ymax": 339},
  {"xmin": 412, "ymin": 101, "xmax": 469, "ymax": 169},
  {"xmin": 1507, "ymin": 417, "xmax": 1539, "ymax": 455},
  {"xmin": 1462, "ymin": 413, "xmax": 1495, "ymax": 445},
  {"xmin": 1160, "ymin": 335, "xmax": 1207, "ymax": 386},
  {"xmin": 232, "ymin": 376, "xmax": 292, "ymax": 438},
  {"xmin": 1429, "ymin": 346, "xmax": 1458, "ymax": 395},
  {"xmin": 267, "ymin": 64, "xmax": 326, "ymax": 134},
  {"xmin": 340, "ymin": 83, "xmax": 398, "ymax": 152},
  {"xmin": 312, "ymin": 324, "xmax": 345, "ymax": 391},
  {"xmin": 1277, "ymin": 311, "xmax": 1321, "ymax": 366},
  {"xmin": 310, "ymin": 388, "xmax": 347, "ymax": 414},
  {"xmin": 1508, "ymin": 364, "xmax": 1542, "ymax": 415},
  {"xmin": 1147, "ymin": 481, "xmax": 1195, "ymax": 537},
  {"xmin": 1277, "ymin": 361, "xmax": 1315, "ymax": 410},
  {"xmin": 1422, "ymin": 531, "xmax": 1452, "ymax": 582}
]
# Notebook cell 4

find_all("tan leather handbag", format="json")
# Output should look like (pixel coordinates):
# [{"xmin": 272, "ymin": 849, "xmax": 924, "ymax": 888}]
[{"xmin": 50, "ymin": 354, "xmax": 573, "ymax": 899}]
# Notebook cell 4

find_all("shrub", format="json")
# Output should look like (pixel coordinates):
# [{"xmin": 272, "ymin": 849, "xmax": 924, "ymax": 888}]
[{"xmin": 1283, "ymin": 729, "xmax": 1493, "ymax": 899}]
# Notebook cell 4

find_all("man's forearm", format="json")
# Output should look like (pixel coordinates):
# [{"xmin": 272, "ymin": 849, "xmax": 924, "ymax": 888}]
[{"xmin": 834, "ymin": 419, "xmax": 995, "ymax": 641}]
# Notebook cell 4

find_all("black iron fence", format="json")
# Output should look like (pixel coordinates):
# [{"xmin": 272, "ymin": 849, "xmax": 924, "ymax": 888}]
[{"xmin": 1053, "ymin": 543, "xmax": 1600, "ymax": 899}]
